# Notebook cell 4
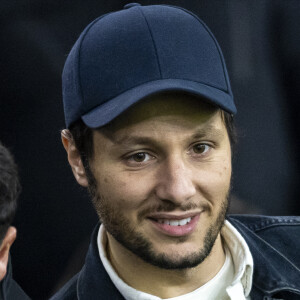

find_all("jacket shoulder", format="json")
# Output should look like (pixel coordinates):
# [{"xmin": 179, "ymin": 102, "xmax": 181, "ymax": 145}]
[
  {"xmin": 50, "ymin": 274, "xmax": 79, "ymax": 300},
  {"xmin": 227, "ymin": 214, "xmax": 300, "ymax": 232},
  {"xmin": 228, "ymin": 214, "xmax": 300, "ymax": 270}
]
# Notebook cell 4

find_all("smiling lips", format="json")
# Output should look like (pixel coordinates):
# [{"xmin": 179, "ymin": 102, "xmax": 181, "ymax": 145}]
[
  {"xmin": 157, "ymin": 217, "xmax": 192, "ymax": 226},
  {"xmin": 148, "ymin": 213, "xmax": 201, "ymax": 237}
]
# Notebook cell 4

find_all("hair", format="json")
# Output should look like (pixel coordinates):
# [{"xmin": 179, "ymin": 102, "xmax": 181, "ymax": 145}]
[
  {"xmin": 0, "ymin": 142, "xmax": 20, "ymax": 242},
  {"xmin": 68, "ymin": 109, "xmax": 237, "ymax": 173}
]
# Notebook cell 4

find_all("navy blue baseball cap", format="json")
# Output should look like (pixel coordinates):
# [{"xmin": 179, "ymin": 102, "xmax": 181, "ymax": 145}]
[{"xmin": 62, "ymin": 3, "xmax": 236, "ymax": 129}]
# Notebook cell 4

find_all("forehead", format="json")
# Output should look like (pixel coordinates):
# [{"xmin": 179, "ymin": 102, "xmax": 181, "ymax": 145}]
[
  {"xmin": 92, "ymin": 93, "xmax": 229, "ymax": 156},
  {"xmin": 102, "ymin": 93, "xmax": 220, "ymax": 133}
]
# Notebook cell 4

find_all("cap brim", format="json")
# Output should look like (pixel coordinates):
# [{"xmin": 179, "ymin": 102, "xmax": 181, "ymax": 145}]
[{"xmin": 82, "ymin": 79, "xmax": 236, "ymax": 128}]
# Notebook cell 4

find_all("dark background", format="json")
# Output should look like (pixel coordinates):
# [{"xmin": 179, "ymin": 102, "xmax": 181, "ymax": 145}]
[{"xmin": 1, "ymin": 1, "xmax": 299, "ymax": 299}]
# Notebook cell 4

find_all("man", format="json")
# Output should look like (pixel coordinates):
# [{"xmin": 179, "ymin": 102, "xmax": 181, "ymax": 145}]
[
  {"xmin": 52, "ymin": 4, "xmax": 300, "ymax": 299},
  {"xmin": 0, "ymin": 142, "xmax": 30, "ymax": 300}
]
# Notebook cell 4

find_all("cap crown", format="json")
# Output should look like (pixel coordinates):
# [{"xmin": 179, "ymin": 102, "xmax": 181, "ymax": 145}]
[{"xmin": 63, "ymin": 4, "xmax": 235, "ymax": 128}]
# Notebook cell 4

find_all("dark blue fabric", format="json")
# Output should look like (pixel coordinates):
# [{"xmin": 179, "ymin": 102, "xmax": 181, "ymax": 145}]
[
  {"xmin": 0, "ymin": 257, "xmax": 30, "ymax": 300},
  {"xmin": 82, "ymin": 78, "xmax": 235, "ymax": 128},
  {"xmin": 142, "ymin": 6, "xmax": 228, "ymax": 89},
  {"xmin": 62, "ymin": 4, "xmax": 236, "ymax": 128},
  {"xmin": 228, "ymin": 216, "xmax": 300, "ymax": 299},
  {"xmin": 51, "ymin": 215, "xmax": 300, "ymax": 300}
]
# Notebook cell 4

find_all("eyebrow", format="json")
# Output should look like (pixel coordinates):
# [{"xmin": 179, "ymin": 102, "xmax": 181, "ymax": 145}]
[
  {"xmin": 190, "ymin": 125, "xmax": 225, "ymax": 140},
  {"xmin": 107, "ymin": 125, "xmax": 225, "ymax": 148},
  {"xmin": 111, "ymin": 136, "xmax": 161, "ymax": 149}
]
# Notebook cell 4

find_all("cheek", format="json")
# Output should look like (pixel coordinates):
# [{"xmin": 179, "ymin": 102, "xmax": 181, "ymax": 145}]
[
  {"xmin": 197, "ymin": 159, "xmax": 231, "ymax": 200},
  {"xmin": 96, "ymin": 171, "xmax": 153, "ymax": 210}
]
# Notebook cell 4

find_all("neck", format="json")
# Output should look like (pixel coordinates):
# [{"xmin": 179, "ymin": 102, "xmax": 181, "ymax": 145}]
[{"xmin": 106, "ymin": 232, "xmax": 225, "ymax": 298}]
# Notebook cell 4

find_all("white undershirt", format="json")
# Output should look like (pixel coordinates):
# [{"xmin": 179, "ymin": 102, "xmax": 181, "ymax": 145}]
[{"xmin": 97, "ymin": 220, "xmax": 253, "ymax": 300}]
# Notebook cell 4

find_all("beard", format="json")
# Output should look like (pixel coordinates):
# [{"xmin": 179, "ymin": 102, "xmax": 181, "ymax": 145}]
[{"xmin": 86, "ymin": 167, "xmax": 229, "ymax": 270}]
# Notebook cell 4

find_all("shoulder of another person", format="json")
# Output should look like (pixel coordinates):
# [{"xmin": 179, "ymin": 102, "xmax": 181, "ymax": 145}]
[
  {"xmin": 6, "ymin": 280, "xmax": 31, "ymax": 300},
  {"xmin": 1, "ymin": 257, "xmax": 31, "ymax": 300}
]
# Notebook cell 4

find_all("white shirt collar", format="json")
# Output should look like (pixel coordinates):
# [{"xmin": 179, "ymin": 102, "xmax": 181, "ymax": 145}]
[
  {"xmin": 97, "ymin": 220, "xmax": 253, "ymax": 300},
  {"xmin": 222, "ymin": 221, "xmax": 253, "ymax": 299}
]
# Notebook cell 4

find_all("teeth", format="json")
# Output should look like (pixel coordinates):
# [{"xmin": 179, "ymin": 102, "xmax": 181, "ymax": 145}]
[
  {"xmin": 170, "ymin": 220, "xmax": 179, "ymax": 226},
  {"xmin": 179, "ymin": 218, "xmax": 191, "ymax": 225},
  {"xmin": 157, "ymin": 217, "xmax": 192, "ymax": 226}
]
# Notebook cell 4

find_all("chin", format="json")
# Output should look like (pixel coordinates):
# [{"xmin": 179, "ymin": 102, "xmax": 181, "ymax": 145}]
[{"xmin": 142, "ymin": 249, "xmax": 212, "ymax": 270}]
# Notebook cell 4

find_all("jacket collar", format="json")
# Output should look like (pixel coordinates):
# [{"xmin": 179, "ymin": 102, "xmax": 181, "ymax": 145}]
[
  {"xmin": 77, "ymin": 224, "xmax": 124, "ymax": 300},
  {"xmin": 228, "ymin": 216, "xmax": 300, "ymax": 297},
  {"xmin": 77, "ymin": 219, "xmax": 300, "ymax": 299}
]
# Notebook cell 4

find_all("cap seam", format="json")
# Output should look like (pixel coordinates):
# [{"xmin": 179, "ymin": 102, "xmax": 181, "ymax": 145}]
[
  {"xmin": 163, "ymin": 4, "xmax": 231, "ymax": 93},
  {"xmin": 137, "ymin": 7, "xmax": 163, "ymax": 79}
]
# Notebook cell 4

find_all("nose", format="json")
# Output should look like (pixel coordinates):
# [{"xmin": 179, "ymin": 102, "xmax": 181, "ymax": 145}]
[{"xmin": 155, "ymin": 156, "xmax": 197, "ymax": 204}]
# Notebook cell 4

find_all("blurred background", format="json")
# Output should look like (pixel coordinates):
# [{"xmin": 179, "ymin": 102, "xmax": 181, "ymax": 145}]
[{"xmin": 1, "ymin": 0, "xmax": 299, "ymax": 299}]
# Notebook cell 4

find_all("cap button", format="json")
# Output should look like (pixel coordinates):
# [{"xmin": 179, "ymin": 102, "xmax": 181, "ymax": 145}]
[{"xmin": 124, "ymin": 3, "xmax": 141, "ymax": 9}]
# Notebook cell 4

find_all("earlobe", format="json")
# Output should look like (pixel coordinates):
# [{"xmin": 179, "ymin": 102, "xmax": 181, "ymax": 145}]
[
  {"xmin": 61, "ymin": 130, "xmax": 89, "ymax": 187},
  {"xmin": 0, "ymin": 226, "xmax": 17, "ymax": 281}
]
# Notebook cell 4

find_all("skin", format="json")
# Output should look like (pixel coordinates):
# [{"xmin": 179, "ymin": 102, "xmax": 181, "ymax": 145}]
[
  {"xmin": 62, "ymin": 93, "xmax": 232, "ymax": 298},
  {"xmin": 0, "ymin": 226, "xmax": 16, "ymax": 280}
]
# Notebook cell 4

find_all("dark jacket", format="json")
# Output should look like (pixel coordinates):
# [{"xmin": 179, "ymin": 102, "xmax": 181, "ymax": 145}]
[
  {"xmin": 0, "ymin": 257, "xmax": 30, "ymax": 300},
  {"xmin": 50, "ymin": 215, "xmax": 300, "ymax": 300}
]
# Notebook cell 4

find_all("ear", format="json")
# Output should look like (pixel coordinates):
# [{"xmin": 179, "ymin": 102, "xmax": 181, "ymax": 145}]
[
  {"xmin": 0, "ymin": 226, "xmax": 16, "ymax": 281},
  {"xmin": 61, "ymin": 129, "xmax": 89, "ymax": 187}
]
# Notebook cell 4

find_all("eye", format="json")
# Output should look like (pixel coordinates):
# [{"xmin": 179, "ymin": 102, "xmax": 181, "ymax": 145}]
[
  {"xmin": 192, "ymin": 143, "xmax": 210, "ymax": 155},
  {"xmin": 131, "ymin": 152, "xmax": 149, "ymax": 162},
  {"xmin": 126, "ymin": 152, "xmax": 155, "ymax": 166}
]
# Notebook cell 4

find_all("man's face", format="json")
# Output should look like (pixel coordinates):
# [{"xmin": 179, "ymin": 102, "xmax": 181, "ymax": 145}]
[{"xmin": 88, "ymin": 94, "xmax": 232, "ymax": 269}]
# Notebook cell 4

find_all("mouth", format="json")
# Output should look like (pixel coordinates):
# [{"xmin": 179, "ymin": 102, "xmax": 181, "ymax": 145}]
[
  {"xmin": 147, "ymin": 212, "xmax": 201, "ymax": 237},
  {"xmin": 156, "ymin": 216, "xmax": 192, "ymax": 226}
]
